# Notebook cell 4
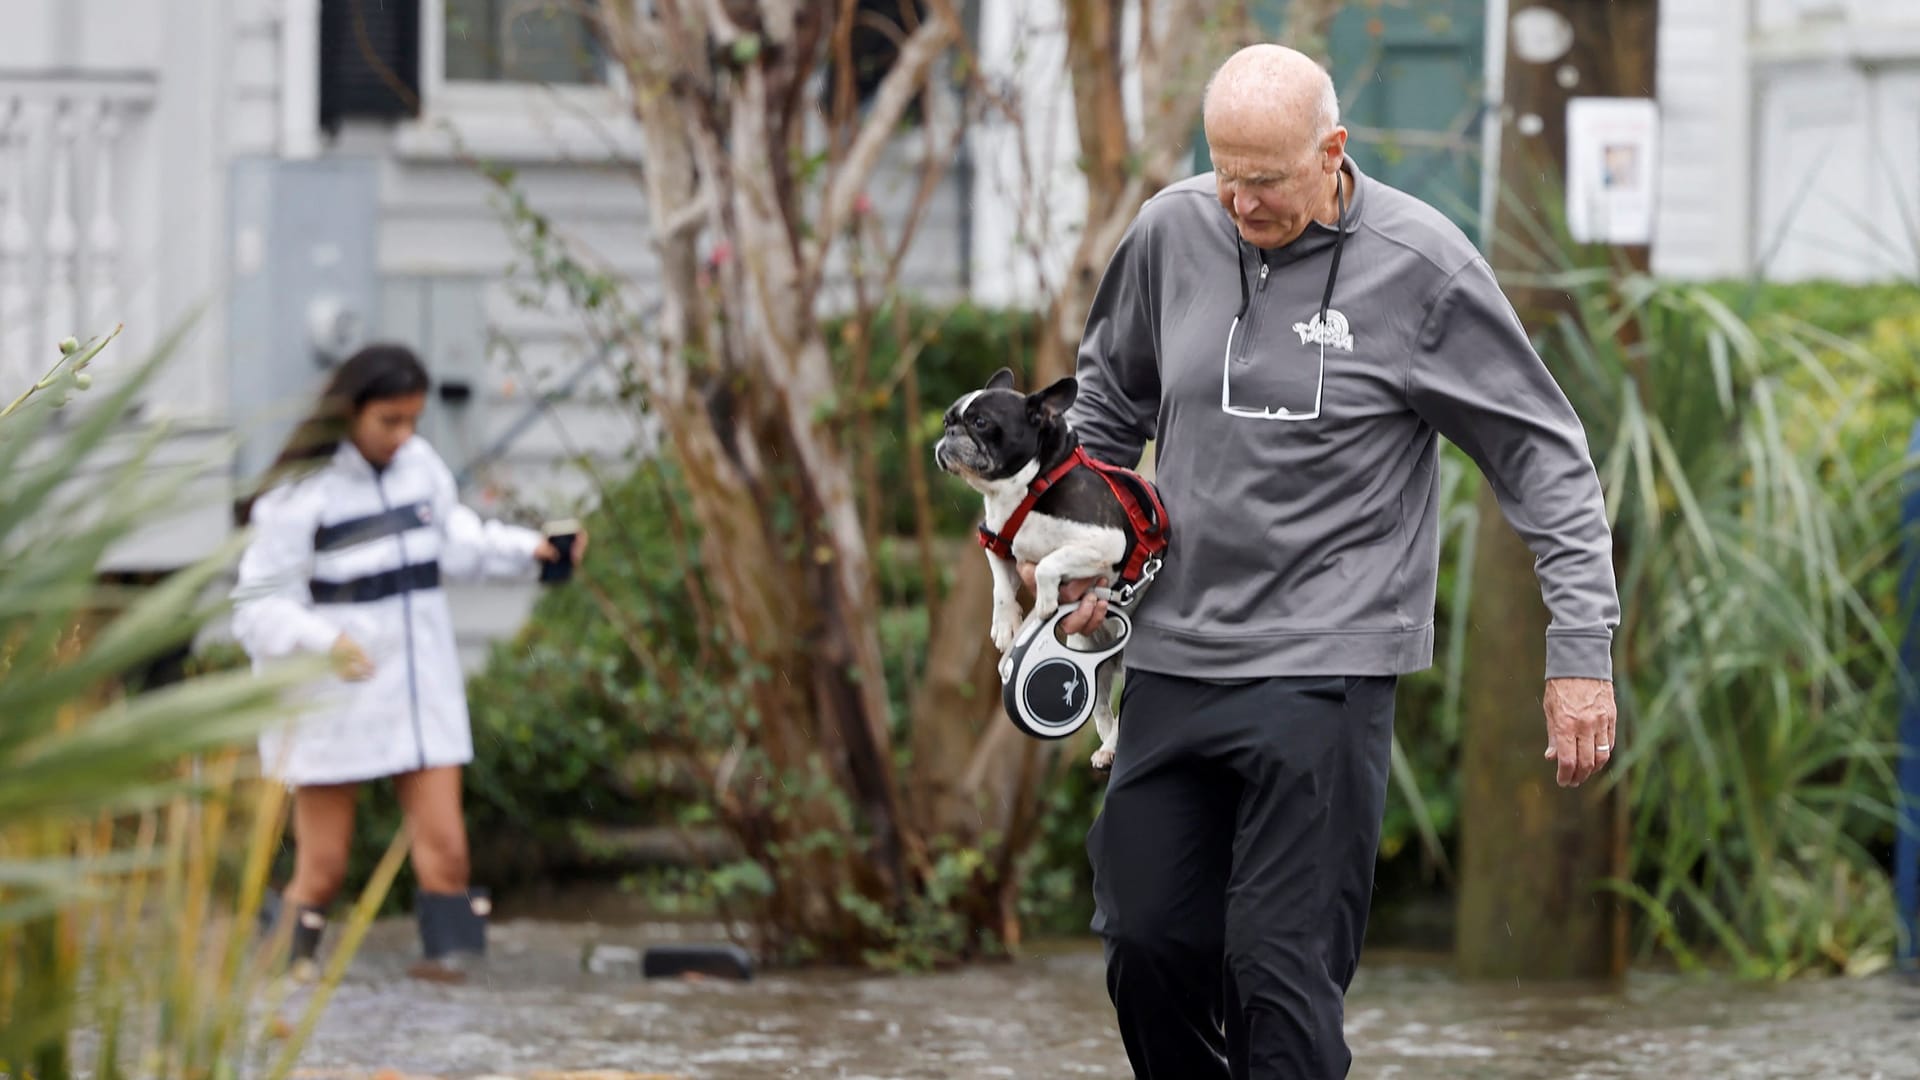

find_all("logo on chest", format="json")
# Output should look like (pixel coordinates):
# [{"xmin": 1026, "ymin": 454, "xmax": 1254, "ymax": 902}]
[{"xmin": 1292, "ymin": 309, "xmax": 1354, "ymax": 352}]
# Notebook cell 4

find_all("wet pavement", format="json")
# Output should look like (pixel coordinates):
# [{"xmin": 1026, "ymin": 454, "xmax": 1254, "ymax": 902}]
[{"xmin": 284, "ymin": 917, "xmax": 1920, "ymax": 1080}]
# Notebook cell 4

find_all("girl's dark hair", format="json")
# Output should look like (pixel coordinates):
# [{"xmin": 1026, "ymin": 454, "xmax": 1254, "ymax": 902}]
[{"xmin": 234, "ymin": 343, "xmax": 431, "ymax": 525}]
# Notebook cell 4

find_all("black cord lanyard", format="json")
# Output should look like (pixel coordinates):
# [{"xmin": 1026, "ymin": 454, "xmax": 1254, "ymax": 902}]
[{"xmin": 1235, "ymin": 171, "xmax": 1350, "ymax": 322}]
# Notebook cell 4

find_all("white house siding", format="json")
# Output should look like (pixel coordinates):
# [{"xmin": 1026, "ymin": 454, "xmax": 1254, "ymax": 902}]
[
  {"xmin": 966, "ymin": 0, "xmax": 1088, "ymax": 312},
  {"xmin": 964, "ymin": 0, "xmax": 1772, "ymax": 294},
  {"xmin": 1650, "ymin": 0, "xmax": 1755, "ymax": 280},
  {"xmin": 1750, "ymin": 1, "xmax": 1920, "ymax": 281},
  {"xmin": 0, "ymin": 0, "xmax": 220, "ymax": 413},
  {"xmin": 1756, "ymin": 0, "xmax": 1920, "ymax": 36},
  {"xmin": 232, "ymin": 1, "xmax": 286, "ymax": 159},
  {"xmin": 371, "ymin": 149, "xmax": 658, "ymax": 497},
  {"xmin": 386, "ymin": 153, "xmax": 974, "ymax": 505},
  {"xmin": 0, "ymin": 1, "xmax": 246, "ymax": 571}
]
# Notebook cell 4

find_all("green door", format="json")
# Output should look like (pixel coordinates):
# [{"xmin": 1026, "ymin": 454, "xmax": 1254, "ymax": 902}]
[{"xmin": 1194, "ymin": 0, "xmax": 1488, "ymax": 242}]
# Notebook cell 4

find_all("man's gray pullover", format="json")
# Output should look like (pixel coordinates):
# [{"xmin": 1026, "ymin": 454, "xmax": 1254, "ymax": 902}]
[{"xmin": 1066, "ymin": 156, "xmax": 1620, "ymax": 681}]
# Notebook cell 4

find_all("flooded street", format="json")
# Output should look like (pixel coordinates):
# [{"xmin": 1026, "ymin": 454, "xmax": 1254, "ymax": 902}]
[{"xmin": 282, "ymin": 916, "xmax": 1920, "ymax": 1079}]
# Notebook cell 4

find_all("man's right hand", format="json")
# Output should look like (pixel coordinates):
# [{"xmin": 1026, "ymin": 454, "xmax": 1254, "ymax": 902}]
[{"xmin": 1017, "ymin": 561, "xmax": 1109, "ymax": 636}]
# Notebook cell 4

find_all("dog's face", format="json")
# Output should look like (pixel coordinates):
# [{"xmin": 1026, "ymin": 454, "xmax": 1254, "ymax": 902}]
[{"xmin": 934, "ymin": 367, "xmax": 1077, "ymax": 484}]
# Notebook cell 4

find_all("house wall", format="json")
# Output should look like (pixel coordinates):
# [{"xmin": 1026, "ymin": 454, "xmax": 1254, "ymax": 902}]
[
  {"xmin": 1748, "ymin": 1, "xmax": 1920, "ymax": 280},
  {"xmin": 967, "ymin": 0, "xmax": 1090, "ymax": 312},
  {"xmin": 1, "ymin": 0, "xmax": 250, "ymax": 572},
  {"xmin": 964, "ymin": 0, "xmax": 1775, "ymax": 296},
  {"xmin": 964, "ymin": 0, "xmax": 1920, "ymax": 289},
  {"xmin": 0, "ymin": 0, "xmax": 235, "ymax": 416},
  {"xmin": 1650, "ymin": 0, "xmax": 1756, "ymax": 280}
]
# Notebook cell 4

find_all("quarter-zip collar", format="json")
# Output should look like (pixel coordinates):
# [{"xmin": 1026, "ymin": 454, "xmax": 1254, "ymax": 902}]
[
  {"xmin": 1234, "ymin": 155, "xmax": 1364, "ymax": 319},
  {"xmin": 1233, "ymin": 153, "xmax": 1367, "ymax": 276}
]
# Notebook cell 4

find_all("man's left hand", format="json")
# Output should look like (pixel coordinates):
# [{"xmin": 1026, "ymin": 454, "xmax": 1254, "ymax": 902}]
[{"xmin": 1542, "ymin": 676, "xmax": 1616, "ymax": 788}]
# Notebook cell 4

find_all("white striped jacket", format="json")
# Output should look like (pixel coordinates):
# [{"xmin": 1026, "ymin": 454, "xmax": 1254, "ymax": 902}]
[{"xmin": 232, "ymin": 437, "xmax": 543, "ymax": 786}]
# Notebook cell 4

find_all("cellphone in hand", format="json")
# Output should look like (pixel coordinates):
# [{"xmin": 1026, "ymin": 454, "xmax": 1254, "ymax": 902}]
[{"xmin": 540, "ymin": 518, "xmax": 579, "ymax": 584}]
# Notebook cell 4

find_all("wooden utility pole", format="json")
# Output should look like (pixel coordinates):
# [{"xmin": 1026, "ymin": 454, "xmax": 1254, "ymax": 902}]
[{"xmin": 1454, "ymin": 0, "xmax": 1657, "ymax": 982}]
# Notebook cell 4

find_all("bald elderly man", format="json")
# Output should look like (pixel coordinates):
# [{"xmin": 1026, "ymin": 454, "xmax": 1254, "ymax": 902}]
[{"xmin": 1033, "ymin": 44, "xmax": 1622, "ymax": 1077}]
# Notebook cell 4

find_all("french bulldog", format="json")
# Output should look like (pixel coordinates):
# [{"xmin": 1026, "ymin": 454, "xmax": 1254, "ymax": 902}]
[{"xmin": 933, "ymin": 367, "xmax": 1154, "ymax": 771}]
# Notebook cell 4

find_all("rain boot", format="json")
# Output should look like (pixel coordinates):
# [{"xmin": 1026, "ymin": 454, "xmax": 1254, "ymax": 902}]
[
  {"xmin": 407, "ymin": 887, "xmax": 490, "ymax": 983},
  {"xmin": 257, "ymin": 888, "xmax": 328, "ymax": 981}
]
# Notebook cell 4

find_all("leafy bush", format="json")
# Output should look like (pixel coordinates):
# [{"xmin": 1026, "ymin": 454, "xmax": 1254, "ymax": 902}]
[
  {"xmin": 1594, "ymin": 282, "xmax": 1909, "ymax": 976},
  {"xmin": 1704, "ymin": 280, "xmax": 1920, "ymax": 344},
  {"xmin": 1436, "ymin": 274, "xmax": 1917, "ymax": 977},
  {"xmin": 828, "ymin": 300, "xmax": 1044, "ymax": 539},
  {"xmin": 1368, "ymin": 279, "xmax": 1920, "ymax": 968}
]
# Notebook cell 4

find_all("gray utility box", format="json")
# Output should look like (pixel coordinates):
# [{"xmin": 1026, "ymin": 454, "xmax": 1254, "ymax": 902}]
[
  {"xmin": 225, "ymin": 158, "xmax": 486, "ymax": 487},
  {"xmin": 226, "ymin": 156, "xmax": 381, "ymax": 488},
  {"xmin": 378, "ymin": 274, "xmax": 486, "ymax": 481}
]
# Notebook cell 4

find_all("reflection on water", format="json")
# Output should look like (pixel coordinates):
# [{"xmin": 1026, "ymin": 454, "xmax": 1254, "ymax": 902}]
[{"xmin": 286, "ymin": 919, "xmax": 1920, "ymax": 1079}]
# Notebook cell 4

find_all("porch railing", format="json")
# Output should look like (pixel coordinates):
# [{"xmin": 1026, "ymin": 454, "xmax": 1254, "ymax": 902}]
[{"xmin": 0, "ymin": 74, "xmax": 156, "ymax": 400}]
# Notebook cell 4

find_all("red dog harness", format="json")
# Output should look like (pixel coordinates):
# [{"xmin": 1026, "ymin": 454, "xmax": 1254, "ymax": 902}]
[{"xmin": 977, "ymin": 446, "xmax": 1170, "ymax": 606}]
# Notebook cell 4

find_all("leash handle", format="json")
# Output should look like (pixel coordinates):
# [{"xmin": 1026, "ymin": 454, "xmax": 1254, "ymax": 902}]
[{"xmin": 999, "ymin": 603, "xmax": 1132, "ymax": 741}]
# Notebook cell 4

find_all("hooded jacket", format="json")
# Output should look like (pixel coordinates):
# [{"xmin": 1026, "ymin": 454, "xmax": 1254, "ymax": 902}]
[
  {"xmin": 232, "ymin": 436, "xmax": 543, "ymax": 786},
  {"xmin": 1066, "ymin": 155, "xmax": 1620, "ymax": 681}
]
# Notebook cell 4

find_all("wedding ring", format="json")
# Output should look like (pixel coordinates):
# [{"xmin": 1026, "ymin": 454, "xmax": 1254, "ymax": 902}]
[{"xmin": 1596, "ymin": 743, "xmax": 1612, "ymax": 752}]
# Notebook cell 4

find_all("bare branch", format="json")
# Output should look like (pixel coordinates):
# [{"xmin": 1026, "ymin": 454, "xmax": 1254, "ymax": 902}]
[
  {"xmin": 761, "ymin": 0, "xmax": 797, "ymax": 44},
  {"xmin": 661, "ymin": 190, "xmax": 715, "ymax": 239},
  {"xmin": 805, "ymin": 7, "xmax": 957, "ymax": 284},
  {"xmin": 581, "ymin": 577, "xmax": 684, "ymax": 699},
  {"xmin": 882, "ymin": 94, "xmax": 969, "ymax": 285},
  {"xmin": 1137, "ymin": 0, "xmax": 1222, "ymax": 156},
  {"xmin": 700, "ymin": 0, "xmax": 750, "ymax": 46},
  {"xmin": 828, "ymin": 0, "xmax": 862, "ymax": 165}
]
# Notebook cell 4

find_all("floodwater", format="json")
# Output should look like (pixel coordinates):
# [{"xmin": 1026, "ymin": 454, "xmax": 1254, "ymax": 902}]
[{"xmin": 283, "ymin": 916, "xmax": 1920, "ymax": 1080}]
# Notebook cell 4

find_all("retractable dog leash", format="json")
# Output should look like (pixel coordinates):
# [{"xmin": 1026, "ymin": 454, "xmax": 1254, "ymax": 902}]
[
  {"xmin": 976, "ymin": 448, "xmax": 1167, "ymax": 743},
  {"xmin": 998, "ymin": 600, "xmax": 1133, "ymax": 740}
]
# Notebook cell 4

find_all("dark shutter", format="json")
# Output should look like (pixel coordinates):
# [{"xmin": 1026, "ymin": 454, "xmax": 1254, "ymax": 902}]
[
  {"xmin": 818, "ymin": 1, "xmax": 929, "ymax": 124},
  {"xmin": 318, "ymin": 0, "xmax": 422, "ymax": 133}
]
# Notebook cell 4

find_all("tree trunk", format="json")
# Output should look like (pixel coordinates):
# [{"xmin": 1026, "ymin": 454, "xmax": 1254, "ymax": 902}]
[
  {"xmin": 909, "ymin": 0, "xmax": 1250, "ymax": 818},
  {"xmin": 591, "ymin": 0, "xmax": 964, "ymax": 963},
  {"xmin": 1455, "ymin": 0, "xmax": 1656, "ymax": 983},
  {"xmin": 1032, "ymin": 0, "xmax": 1248, "ymax": 384},
  {"xmin": 571, "ymin": 0, "xmax": 1257, "ymax": 967},
  {"xmin": 1455, "ymin": 485, "xmax": 1622, "ymax": 979}
]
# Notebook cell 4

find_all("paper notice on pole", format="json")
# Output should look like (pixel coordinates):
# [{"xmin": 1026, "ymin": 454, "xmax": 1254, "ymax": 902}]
[{"xmin": 1565, "ymin": 97, "xmax": 1660, "ymax": 245}]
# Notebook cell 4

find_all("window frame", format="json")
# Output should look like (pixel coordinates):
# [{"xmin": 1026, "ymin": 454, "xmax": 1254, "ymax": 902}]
[{"xmin": 396, "ymin": 0, "xmax": 643, "ymax": 161}]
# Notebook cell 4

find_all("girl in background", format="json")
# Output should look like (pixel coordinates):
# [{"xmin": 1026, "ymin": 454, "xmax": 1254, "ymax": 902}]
[{"xmin": 232, "ymin": 343, "xmax": 585, "ymax": 980}]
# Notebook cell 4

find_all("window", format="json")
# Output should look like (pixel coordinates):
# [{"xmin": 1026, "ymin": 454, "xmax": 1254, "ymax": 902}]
[
  {"xmin": 817, "ymin": 0, "xmax": 934, "ymax": 125},
  {"xmin": 397, "ymin": 0, "xmax": 642, "ymax": 160},
  {"xmin": 318, "ymin": 0, "xmax": 423, "ymax": 132},
  {"xmin": 444, "ymin": 0, "xmax": 603, "ymax": 84}
]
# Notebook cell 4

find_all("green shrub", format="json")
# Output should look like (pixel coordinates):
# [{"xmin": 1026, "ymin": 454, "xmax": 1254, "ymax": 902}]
[
  {"xmin": 1704, "ymin": 280, "xmax": 1920, "ymax": 343},
  {"xmin": 828, "ymin": 301, "xmax": 1043, "ymax": 538},
  {"xmin": 1371, "ymin": 280, "xmax": 1920, "ymax": 951},
  {"xmin": 1497, "ymin": 275, "xmax": 1913, "ymax": 976}
]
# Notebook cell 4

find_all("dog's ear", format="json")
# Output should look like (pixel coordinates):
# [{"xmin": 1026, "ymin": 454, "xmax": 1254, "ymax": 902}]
[
  {"xmin": 987, "ymin": 367, "xmax": 1016, "ymax": 392},
  {"xmin": 1026, "ymin": 376, "xmax": 1078, "ymax": 425}
]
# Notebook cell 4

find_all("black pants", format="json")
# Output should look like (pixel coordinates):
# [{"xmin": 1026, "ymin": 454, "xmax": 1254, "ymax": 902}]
[{"xmin": 1087, "ymin": 669, "xmax": 1397, "ymax": 1079}]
